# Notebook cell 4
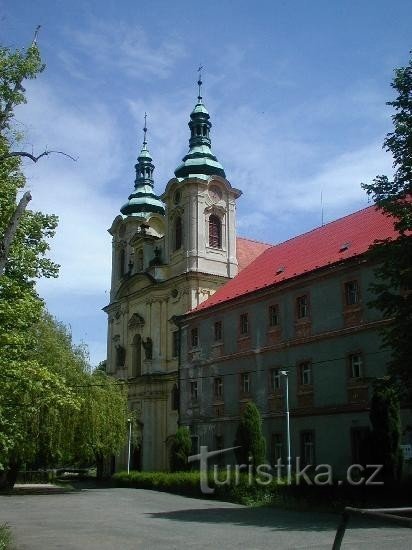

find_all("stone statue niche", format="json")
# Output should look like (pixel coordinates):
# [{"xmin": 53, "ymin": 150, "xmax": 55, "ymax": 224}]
[
  {"xmin": 115, "ymin": 342, "xmax": 126, "ymax": 367},
  {"xmin": 142, "ymin": 337, "xmax": 153, "ymax": 360}
]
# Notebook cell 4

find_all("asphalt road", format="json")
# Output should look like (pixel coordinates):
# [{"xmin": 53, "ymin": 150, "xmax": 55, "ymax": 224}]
[{"xmin": 0, "ymin": 488, "xmax": 411, "ymax": 549}]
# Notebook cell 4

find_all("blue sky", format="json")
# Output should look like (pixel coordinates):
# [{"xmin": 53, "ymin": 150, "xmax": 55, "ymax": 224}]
[{"xmin": 1, "ymin": 0, "xmax": 411, "ymax": 366}]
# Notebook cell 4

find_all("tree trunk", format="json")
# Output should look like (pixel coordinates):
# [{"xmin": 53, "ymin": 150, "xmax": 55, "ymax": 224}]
[{"xmin": 0, "ymin": 191, "xmax": 31, "ymax": 276}]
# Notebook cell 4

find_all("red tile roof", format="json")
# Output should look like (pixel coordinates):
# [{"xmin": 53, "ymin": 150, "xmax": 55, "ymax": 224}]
[
  {"xmin": 194, "ymin": 205, "xmax": 398, "ymax": 313},
  {"xmin": 236, "ymin": 236, "xmax": 272, "ymax": 271}
]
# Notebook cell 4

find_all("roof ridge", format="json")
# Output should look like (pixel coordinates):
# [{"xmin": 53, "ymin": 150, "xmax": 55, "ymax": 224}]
[
  {"xmin": 237, "ymin": 235, "xmax": 273, "ymax": 247},
  {"xmin": 267, "ymin": 203, "xmax": 376, "ymax": 250}
]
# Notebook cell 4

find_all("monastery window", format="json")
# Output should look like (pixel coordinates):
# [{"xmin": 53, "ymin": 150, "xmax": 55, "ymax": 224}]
[
  {"xmin": 239, "ymin": 313, "xmax": 249, "ymax": 336},
  {"xmin": 296, "ymin": 294, "xmax": 309, "ymax": 319},
  {"xmin": 190, "ymin": 380, "xmax": 198, "ymax": 401},
  {"xmin": 300, "ymin": 431, "xmax": 315, "ymax": 467},
  {"xmin": 270, "ymin": 368, "xmax": 282, "ymax": 391},
  {"xmin": 349, "ymin": 353, "xmax": 363, "ymax": 379},
  {"xmin": 271, "ymin": 433, "xmax": 283, "ymax": 463},
  {"xmin": 214, "ymin": 377, "xmax": 223, "ymax": 399},
  {"xmin": 131, "ymin": 334, "xmax": 142, "ymax": 377},
  {"xmin": 344, "ymin": 280, "xmax": 360, "ymax": 306},
  {"xmin": 171, "ymin": 384, "xmax": 179, "ymax": 411},
  {"xmin": 269, "ymin": 304, "xmax": 279, "ymax": 327},
  {"xmin": 214, "ymin": 320, "xmax": 223, "ymax": 342},
  {"xmin": 209, "ymin": 215, "xmax": 222, "ymax": 248},
  {"xmin": 299, "ymin": 361, "xmax": 312, "ymax": 386},
  {"xmin": 241, "ymin": 372, "xmax": 251, "ymax": 394},
  {"xmin": 137, "ymin": 249, "xmax": 144, "ymax": 271},
  {"xmin": 174, "ymin": 216, "xmax": 182, "ymax": 250},
  {"xmin": 191, "ymin": 327, "xmax": 199, "ymax": 348},
  {"xmin": 119, "ymin": 248, "xmax": 126, "ymax": 278},
  {"xmin": 172, "ymin": 330, "xmax": 180, "ymax": 358},
  {"xmin": 215, "ymin": 434, "xmax": 224, "ymax": 450},
  {"xmin": 196, "ymin": 125, "xmax": 201, "ymax": 136}
]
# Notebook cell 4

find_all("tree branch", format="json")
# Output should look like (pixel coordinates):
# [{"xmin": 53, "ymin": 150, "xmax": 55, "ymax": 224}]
[
  {"xmin": 0, "ymin": 191, "xmax": 32, "ymax": 276},
  {"xmin": 0, "ymin": 150, "xmax": 78, "ymax": 163}
]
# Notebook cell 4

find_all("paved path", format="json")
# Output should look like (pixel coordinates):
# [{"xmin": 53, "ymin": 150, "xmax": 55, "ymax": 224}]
[{"xmin": 0, "ymin": 488, "xmax": 411, "ymax": 549}]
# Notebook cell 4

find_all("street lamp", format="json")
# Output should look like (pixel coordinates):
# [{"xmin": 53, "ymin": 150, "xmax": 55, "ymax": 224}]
[
  {"xmin": 280, "ymin": 370, "xmax": 291, "ymax": 484},
  {"xmin": 127, "ymin": 418, "xmax": 132, "ymax": 474}
]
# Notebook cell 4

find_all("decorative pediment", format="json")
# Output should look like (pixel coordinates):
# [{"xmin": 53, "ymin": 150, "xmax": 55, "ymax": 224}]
[
  {"xmin": 204, "ymin": 204, "xmax": 225, "ymax": 216},
  {"xmin": 128, "ymin": 313, "xmax": 145, "ymax": 329}
]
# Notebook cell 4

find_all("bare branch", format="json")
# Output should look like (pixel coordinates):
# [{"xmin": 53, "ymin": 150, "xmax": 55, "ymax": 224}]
[
  {"xmin": 0, "ymin": 191, "xmax": 32, "ymax": 276},
  {"xmin": 0, "ymin": 150, "xmax": 78, "ymax": 163}
]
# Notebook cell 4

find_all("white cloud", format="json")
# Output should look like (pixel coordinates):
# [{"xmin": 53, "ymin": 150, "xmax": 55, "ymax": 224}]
[{"xmin": 61, "ymin": 20, "xmax": 187, "ymax": 81}]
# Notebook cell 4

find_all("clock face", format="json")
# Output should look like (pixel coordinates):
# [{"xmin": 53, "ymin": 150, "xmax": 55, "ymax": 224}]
[{"xmin": 209, "ymin": 185, "xmax": 222, "ymax": 203}]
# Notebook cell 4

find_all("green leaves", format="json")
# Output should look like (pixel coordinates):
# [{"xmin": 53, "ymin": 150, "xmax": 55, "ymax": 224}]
[
  {"xmin": 361, "ymin": 53, "xmax": 412, "ymax": 397},
  {"xmin": 170, "ymin": 427, "xmax": 192, "ymax": 472},
  {"xmin": 234, "ymin": 402, "xmax": 266, "ymax": 468}
]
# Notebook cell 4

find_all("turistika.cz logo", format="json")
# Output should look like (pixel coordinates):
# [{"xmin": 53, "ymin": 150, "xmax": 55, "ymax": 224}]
[{"xmin": 188, "ymin": 445, "xmax": 383, "ymax": 494}]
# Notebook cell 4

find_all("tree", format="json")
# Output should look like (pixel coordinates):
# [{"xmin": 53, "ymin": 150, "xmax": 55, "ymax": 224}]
[
  {"xmin": 0, "ymin": 37, "xmax": 125, "ymax": 489},
  {"xmin": 73, "ymin": 370, "xmax": 129, "ymax": 480},
  {"xmin": 170, "ymin": 427, "xmax": 192, "ymax": 472},
  {"xmin": 362, "ymin": 52, "xmax": 412, "ymax": 395},
  {"xmin": 370, "ymin": 378, "xmax": 403, "ymax": 483},
  {"xmin": 234, "ymin": 402, "xmax": 266, "ymax": 469},
  {"xmin": 0, "ymin": 31, "xmax": 75, "ymax": 274}
]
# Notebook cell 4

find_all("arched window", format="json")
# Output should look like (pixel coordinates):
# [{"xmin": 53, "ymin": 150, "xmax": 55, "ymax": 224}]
[
  {"xmin": 131, "ymin": 334, "xmax": 142, "ymax": 377},
  {"xmin": 137, "ymin": 249, "xmax": 144, "ymax": 271},
  {"xmin": 174, "ymin": 217, "xmax": 182, "ymax": 250},
  {"xmin": 119, "ymin": 248, "xmax": 126, "ymax": 277},
  {"xmin": 209, "ymin": 215, "xmax": 222, "ymax": 248}
]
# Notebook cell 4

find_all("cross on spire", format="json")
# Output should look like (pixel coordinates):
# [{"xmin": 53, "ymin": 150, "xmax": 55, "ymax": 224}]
[
  {"xmin": 197, "ymin": 65, "xmax": 203, "ymax": 101},
  {"xmin": 143, "ymin": 112, "xmax": 148, "ymax": 147}
]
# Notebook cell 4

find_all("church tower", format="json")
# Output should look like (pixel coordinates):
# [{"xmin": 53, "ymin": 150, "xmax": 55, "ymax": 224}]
[
  {"xmin": 162, "ymin": 72, "xmax": 242, "ymax": 295},
  {"xmin": 105, "ymin": 81, "xmax": 242, "ymax": 471}
]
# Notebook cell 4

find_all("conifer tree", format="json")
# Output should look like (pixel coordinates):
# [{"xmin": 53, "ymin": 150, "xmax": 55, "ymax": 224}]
[{"xmin": 234, "ymin": 402, "xmax": 266, "ymax": 469}]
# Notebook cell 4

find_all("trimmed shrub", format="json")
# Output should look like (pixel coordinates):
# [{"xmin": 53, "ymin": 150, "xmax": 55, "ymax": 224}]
[
  {"xmin": 169, "ymin": 427, "xmax": 192, "ymax": 472},
  {"xmin": 234, "ymin": 402, "xmax": 266, "ymax": 469}
]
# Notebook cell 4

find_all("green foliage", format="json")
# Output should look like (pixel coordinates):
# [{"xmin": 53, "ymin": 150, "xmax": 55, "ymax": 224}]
[
  {"xmin": 370, "ymin": 378, "xmax": 403, "ymax": 483},
  {"xmin": 0, "ymin": 524, "xmax": 12, "ymax": 550},
  {"xmin": 169, "ymin": 426, "xmax": 192, "ymax": 472},
  {"xmin": 361, "ymin": 53, "xmax": 412, "ymax": 395},
  {"xmin": 73, "ymin": 371, "xmax": 128, "ymax": 469},
  {"xmin": 0, "ymin": 41, "xmax": 128, "ymax": 487},
  {"xmin": 0, "ymin": 44, "xmax": 44, "ymax": 133},
  {"xmin": 234, "ymin": 402, "xmax": 266, "ymax": 469}
]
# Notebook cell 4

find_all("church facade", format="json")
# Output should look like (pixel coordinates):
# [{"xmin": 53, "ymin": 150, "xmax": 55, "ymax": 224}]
[{"xmin": 104, "ymin": 82, "xmax": 266, "ymax": 471}]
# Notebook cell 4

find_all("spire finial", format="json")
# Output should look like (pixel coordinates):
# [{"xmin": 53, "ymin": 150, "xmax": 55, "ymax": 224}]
[
  {"xmin": 143, "ymin": 112, "xmax": 148, "ymax": 147},
  {"xmin": 197, "ymin": 65, "xmax": 203, "ymax": 102}
]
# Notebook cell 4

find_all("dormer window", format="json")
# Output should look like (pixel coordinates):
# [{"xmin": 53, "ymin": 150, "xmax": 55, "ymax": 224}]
[
  {"xmin": 209, "ymin": 215, "xmax": 222, "ymax": 248},
  {"xmin": 174, "ymin": 217, "xmax": 182, "ymax": 250}
]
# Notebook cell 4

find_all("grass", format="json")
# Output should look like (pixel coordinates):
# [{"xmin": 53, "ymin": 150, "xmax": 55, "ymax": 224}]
[{"xmin": 0, "ymin": 524, "xmax": 12, "ymax": 550}]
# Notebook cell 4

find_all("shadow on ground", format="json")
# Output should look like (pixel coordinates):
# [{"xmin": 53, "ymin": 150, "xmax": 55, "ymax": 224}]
[{"xmin": 147, "ymin": 505, "xmax": 406, "ymax": 533}]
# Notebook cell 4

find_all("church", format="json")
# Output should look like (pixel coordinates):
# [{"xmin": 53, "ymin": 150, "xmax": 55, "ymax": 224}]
[
  {"xmin": 104, "ymin": 78, "xmax": 411, "ymax": 473},
  {"xmin": 104, "ymin": 77, "xmax": 268, "ymax": 470}
]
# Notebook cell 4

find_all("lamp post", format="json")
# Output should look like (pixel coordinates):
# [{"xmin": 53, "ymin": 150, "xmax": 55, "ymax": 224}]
[
  {"xmin": 280, "ymin": 370, "xmax": 291, "ymax": 484},
  {"xmin": 127, "ymin": 418, "xmax": 132, "ymax": 474}
]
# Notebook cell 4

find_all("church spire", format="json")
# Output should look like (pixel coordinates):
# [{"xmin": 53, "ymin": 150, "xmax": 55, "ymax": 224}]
[
  {"xmin": 120, "ymin": 114, "xmax": 165, "ymax": 217},
  {"xmin": 174, "ymin": 69, "xmax": 226, "ymax": 180}
]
